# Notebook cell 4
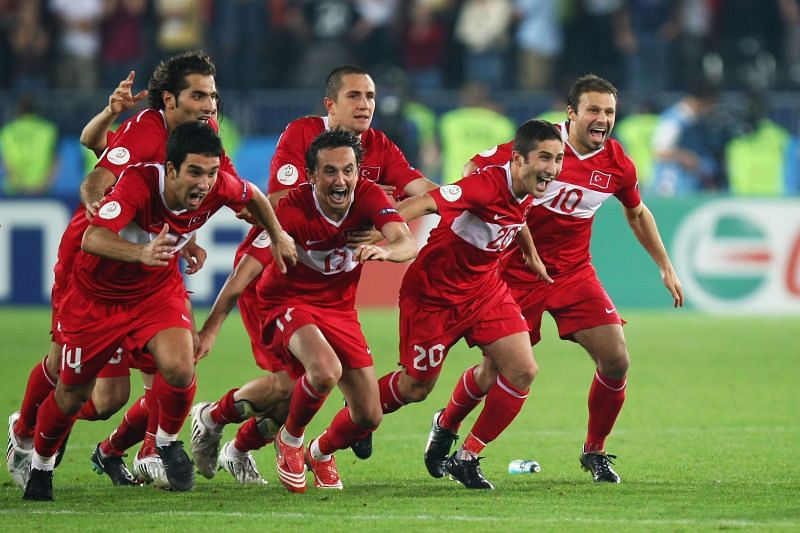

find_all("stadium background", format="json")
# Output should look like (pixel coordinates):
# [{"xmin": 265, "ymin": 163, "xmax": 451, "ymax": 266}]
[{"xmin": 0, "ymin": 0, "xmax": 799, "ymax": 314}]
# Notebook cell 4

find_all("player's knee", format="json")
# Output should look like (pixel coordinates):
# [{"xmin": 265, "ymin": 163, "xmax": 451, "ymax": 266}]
[
  {"xmin": 352, "ymin": 409, "xmax": 382, "ymax": 430},
  {"xmin": 306, "ymin": 366, "xmax": 341, "ymax": 395},
  {"xmin": 503, "ymin": 360, "xmax": 538, "ymax": 390},
  {"xmin": 402, "ymin": 378, "xmax": 434, "ymax": 403},
  {"xmin": 160, "ymin": 362, "xmax": 195, "ymax": 388},
  {"xmin": 272, "ymin": 373, "xmax": 295, "ymax": 401},
  {"xmin": 599, "ymin": 352, "xmax": 629, "ymax": 379},
  {"xmin": 93, "ymin": 390, "xmax": 129, "ymax": 419}
]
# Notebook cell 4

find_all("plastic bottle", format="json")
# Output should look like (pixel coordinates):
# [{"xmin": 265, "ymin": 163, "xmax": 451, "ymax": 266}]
[{"xmin": 508, "ymin": 459, "xmax": 541, "ymax": 474}]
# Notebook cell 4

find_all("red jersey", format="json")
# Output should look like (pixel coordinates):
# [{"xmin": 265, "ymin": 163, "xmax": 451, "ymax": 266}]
[
  {"xmin": 268, "ymin": 116, "xmax": 424, "ymax": 200},
  {"xmin": 471, "ymin": 122, "xmax": 641, "ymax": 283},
  {"xmin": 400, "ymin": 163, "xmax": 533, "ymax": 307},
  {"xmin": 73, "ymin": 163, "xmax": 253, "ymax": 304},
  {"xmin": 56, "ymin": 111, "xmax": 236, "ymax": 285},
  {"xmin": 256, "ymin": 180, "xmax": 404, "ymax": 309}
]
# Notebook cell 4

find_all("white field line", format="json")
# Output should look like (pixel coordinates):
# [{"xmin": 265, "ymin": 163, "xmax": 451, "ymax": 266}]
[{"xmin": 1, "ymin": 509, "xmax": 799, "ymax": 528}]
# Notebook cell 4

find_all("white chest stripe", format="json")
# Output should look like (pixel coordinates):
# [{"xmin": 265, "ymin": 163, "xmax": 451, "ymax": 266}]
[
  {"xmin": 296, "ymin": 244, "xmax": 359, "ymax": 275},
  {"xmin": 119, "ymin": 222, "xmax": 195, "ymax": 253},
  {"xmin": 451, "ymin": 210, "xmax": 523, "ymax": 252},
  {"xmin": 533, "ymin": 180, "xmax": 614, "ymax": 219}
]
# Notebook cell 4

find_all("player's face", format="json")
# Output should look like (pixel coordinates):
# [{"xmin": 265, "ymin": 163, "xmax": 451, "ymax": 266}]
[
  {"xmin": 325, "ymin": 74, "xmax": 376, "ymax": 134},
  {"xmin": 165, "ymin": 153, "xmax": 221, "ymax": 211},
  {"xmin": 567, "ymin": 91, "xmax": 616, "ymax": 154},
  {"xmin": 309, "ymin": 146, "xmax": 358, "ymax": 219},
  {"xmin": 514, "ymin": 139, "xmax": 564, "ymax": 198},
  {"xmin": 167, "ymin": 74, "xmax": 218, "ymax": 126}
]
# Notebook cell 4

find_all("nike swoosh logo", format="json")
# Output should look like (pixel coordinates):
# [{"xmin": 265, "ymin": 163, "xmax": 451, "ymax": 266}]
[
  {"xmin": 493, "ymin": 214, "xmax": 507, "ymax": 220},
  {"xmin": 306, "ymin": 239, "xmax": 326, "ymax": 246},
  {"xmin": 604, "ymin": 307, "xmax": 616, "ymax": 314},
  {"xmin": 181, "ymin": 314, "xmax": 191, "ymax": 323}
]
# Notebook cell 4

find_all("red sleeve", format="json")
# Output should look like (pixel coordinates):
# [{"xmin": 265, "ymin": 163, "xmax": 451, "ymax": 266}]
[
  {"xmin": 470, "ymin": 141, "xmax": 513, "ymax": 170},
  {"xmin": 239, "ymin": 226, "xmax": 274, "ymax": 266},
  {"xmin": 373, "ymin": 131, "xmax": 425, "ymax": 199},
  {"xmin": 95, "ymin": 111, "xmax": 165, "ymax": 177},
  {"xmin": 268, "ymin": 119, "xmax": 314, "ymax": 194},
  {"xmin": 614, "ymin": 151, "xmax": 642, "ymax": 209},
  {"xmin": 215, "ymin": 170, "xmax": 254, "ymax": 211},
  {"xmin": 429, "ymin": 168, "xmax": 500, "ymax": 219},
  {"xmin": 90, "ymin": 168, "xmax": 150, "ymax": 232},
  {"xmin": 360, "ymin": 181, "xmax": 406, "ymax": 230}
]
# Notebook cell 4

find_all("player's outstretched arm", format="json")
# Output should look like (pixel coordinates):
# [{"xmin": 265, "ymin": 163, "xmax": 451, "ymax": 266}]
[
  {"xmin": 624, "ymin": 202, "xmax": 684, "ymax": 307},
  {"xmin": 396, "ymin": 192, "xmax": 438, "ymax": 223},
  {"xmin": 83, "ymin": 223, "xmax": 176, "ymax": 266},
  {"xmin": 246, "ymin": 187, "xmax": 297, "ymax": 273},
  {"xmin": 196, "ymin": 254, "xmax": 264, "ymax": 361},
  {"xmin": 80, "ymin": 71, "xmax": 147, "ymax": 155},
  {"xmin": 354, "ymin": 221, "xmax": 417, "ymax": 264},
  {"xmin": 516, "ymin": 225, "xmax": 553, "ymax": 284}
]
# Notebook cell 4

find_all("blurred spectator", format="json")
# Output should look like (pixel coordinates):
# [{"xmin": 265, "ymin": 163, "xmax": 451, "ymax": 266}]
[
  {"xmin": 212, "ymin": 0, "xmax": 268, "ymax": 90},
  {"xmin": 155, "ymin": 0, "xmax": 206, "ymax": 54},
  {"xmin": 651, "ymin": 79, "xmax": 721, "ymax": 196},
  {"xmin": 49, "ymin": 0, "xmax": 103, "ymax": 89},
  {"xmin": 674, "ymin": 0, "xmax": 714, "ymax": 91},
  {"xmin": 400, "ymin": 0, "xmax": 447, "ymax": 90},
  {"xmin": 454, "ymin": 0, "xmax": 513, "ymax": 92},
  {"xmin": 0, "ymin": 95, "xmax": 58, "ymax": 195},
  {"xmin": 713, "ymin": 0, "xmax": 795, "ymax": 90},
  {"xmin": 564, "ymin": 0, "xmax": 624, "ymax": 86},
  {"xmin": 8, "ymin": 0, "xmax": 51, "ymax": 92},
  {"xmin": 101, "ymin": 0, "xmax": 149, "ymax": 89},
  {"xmin": 352, "ymin": 0, "xmax": 400, "ymax": 71},
  {"xmin": 512, "ymin": 0, "xmax": 562, "ymax": 91},
  {"xmin": 284, "ymin": 0, "xmax": 359, "ymax": 88},
  {"xmin": 438, "ymin": 81, "xmax": 515, "ymax": 183},
  {"xmin": 782, "ymin": 0, "xmax": 800, "ymax": 87},
  {"xmin": 614, "ymin": 101, "xmax": 659, "ymax": 186},
  {"xmin": 725, "ymin": 92, "xmax": 791, "ymax": 196},
  {"xmin": 615, "ymin": 0, "xmax": 681, "ymax": 104}
]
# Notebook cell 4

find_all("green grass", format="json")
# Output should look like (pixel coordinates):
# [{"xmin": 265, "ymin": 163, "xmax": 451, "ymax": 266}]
[{"xmin": 1, "ymin": 307, "xmax": 799, "ymax": 531}]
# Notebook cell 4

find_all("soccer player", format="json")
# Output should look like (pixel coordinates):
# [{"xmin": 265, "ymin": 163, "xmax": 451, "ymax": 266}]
[
  {"xmin": 369, "ymin": 119, "xmax": 563, "ymax": 490},
  {"xmin": 22, "ymin": 122, "xmax": 296, "ymax": 501},
  {"xmin": 6, "ymin": 51, "xmax": 228, "ymax": 490},
  {"xmin": 264, "ymin": 129, "xmax": 416, "ymax": 492},
  {"xmin": 424, "ymin": 74, "xmax": 684, "ymax": 484},
  {"xmin": 189, "ymin": 64, "xmax": 438, "ymax": 482}
]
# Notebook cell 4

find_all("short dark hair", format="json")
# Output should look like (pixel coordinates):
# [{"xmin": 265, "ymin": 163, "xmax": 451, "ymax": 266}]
[
  {"xmin": 512, "ymin": 119, "xmax": 563, "ymax": 156},
  {"xmin": 166, "ymin": 121, "xmax": 222, "ymax": 170},
  {"xmin": 566, "ymin": 74, "xmax": 618, "ymax": 112},
  {"xmin": 306, "ymin": 129, "xmax": 364, "ymax": 173},
  {"xmin": 148, "ymin": 51, "xmax": 217, "ymax": 110},
  {"xmin": 325, "ymin": 64, "xmax": 371, "ymax": 100}
]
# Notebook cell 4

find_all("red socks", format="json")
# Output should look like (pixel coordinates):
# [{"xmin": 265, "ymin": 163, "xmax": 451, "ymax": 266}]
[
  {"xmin": 102, "ymin": 394, "xmax": 148, "ymax": 457},
  {"xmin": 284, "ymin": 374, "xmax": 327, "ymax": 438},
  {"xmin": 209, "ymin": 388, "xmax": 244, "ymax": 425},
  {"xmin": 317, "ymin": 407, "xmax": 374, "ymax": 456},
  {"xmin": 33, "ymin": 392, "xmax": 76, "ymax": 458},
  {"xmin": 439, "ymin": 366, "xmax": 484, "ymax": 432},
  {"xmin": 464, "ymin": 374, "xmax": 528, "ymax": 455},
  {"xmin": 585, "ymin": 371, "xmax": 626, "ymax": 453},
  {"xmin": 377, "ymin": 370, "xmax": 407, "ymax": 414},
  {"xmin": 154, "ymin": 373, "xmax": 196, "ymax": 435},
  {"xmin": 16, "ymin": 357, "xmax": 57, "ymax": 438}
]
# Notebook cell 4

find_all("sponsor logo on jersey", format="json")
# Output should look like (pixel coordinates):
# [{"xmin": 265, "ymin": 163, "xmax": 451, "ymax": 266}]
[
  {"xmin": 106, "ymin": 147, "xmax": 131, "ymax": 165},
  {"xmin": 98, "ymin": 201, "xmax": 122, "ymax": 220},
  {"xmin": 440, "ymin": 185, "xmax": 462, "ymax": 202},
  {"xmin": 478, "ymin": 146, "xmax": 499, "ymax": 158},
  {"xmin": 589, "ymin": 170, "xmax": 612, "ymax": 189},
  {"xmin": 277, "ymin": 164, "xmax": 298, "ymax": 185},
  {"xmin": 252, "ymin": 230, "xmax": 271, "ymax": 248},
  {"xmin": 360, "ymin": 166, "xmax": 381, "ymax": 181},
  {"xmin": 378, "ymin": 208, "xmax": 398, "ymax": 216}
]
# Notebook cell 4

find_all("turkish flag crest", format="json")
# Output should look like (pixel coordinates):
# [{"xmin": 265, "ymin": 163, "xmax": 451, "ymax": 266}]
[
  {"xmin": 589, "ymin": 170, "xmax": 612, "ymax": 189},
  {"xmin": 360, "ymin": 166, "xmax": 381, "ymax": 182}
]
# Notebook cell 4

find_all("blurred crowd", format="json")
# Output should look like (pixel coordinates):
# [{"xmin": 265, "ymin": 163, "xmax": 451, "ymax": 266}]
[
  {"xmin": 0, "ymin": 0, "xmax": 799, "ymax": 94},
  {"xmin": 0, "ymin": 0, "xmax": 799, "ymax": 198}
]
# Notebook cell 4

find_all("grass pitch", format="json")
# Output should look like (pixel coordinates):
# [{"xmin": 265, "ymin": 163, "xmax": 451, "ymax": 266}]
[{"xmin": 1, "ymin": 307, "xmax": 798, "ymax": 531}]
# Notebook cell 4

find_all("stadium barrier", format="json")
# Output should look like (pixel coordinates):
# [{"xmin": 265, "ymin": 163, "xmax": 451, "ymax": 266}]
[{"xmin": 1, "ymin": 195, "xmax": 799, "ymax": 314}]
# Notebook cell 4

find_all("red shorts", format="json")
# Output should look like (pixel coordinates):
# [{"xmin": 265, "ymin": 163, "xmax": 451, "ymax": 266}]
[
  {"xmin": 58, "ymin": 283, "xmax": 190, "ymax": 386},
  {"xmin": 261, "ymin": 304, "xmax": 372, "ymax": 380},
  {"xmin": 398, "ymin": 287, "xmax": 528, "ymax": 382},
  {"xmin": 510, "ymin": 264, "xmax": 623, "ymax": 346},
  {"xmin": 239, "ymin": 288, "xmax": 282, "ymax": 372}
]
